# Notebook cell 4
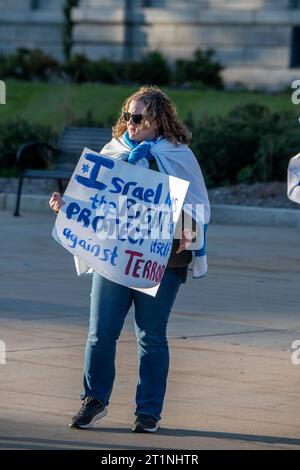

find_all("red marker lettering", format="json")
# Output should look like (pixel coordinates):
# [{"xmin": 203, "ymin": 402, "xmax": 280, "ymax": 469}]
[{"xmin": 124, "ymin": 250, "xmax": 143, "ymax": 275}]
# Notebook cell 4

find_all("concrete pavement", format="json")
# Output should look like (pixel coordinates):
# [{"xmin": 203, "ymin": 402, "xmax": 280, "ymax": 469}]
[{"xmin": 0, "ymin": 210, "xmax": 300, "ymax": 449}]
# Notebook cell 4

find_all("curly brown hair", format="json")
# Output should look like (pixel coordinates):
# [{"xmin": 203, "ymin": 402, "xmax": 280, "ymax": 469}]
[{"xmin": 112, "ymin": 85, "xmax": 191, "ymax": 145}]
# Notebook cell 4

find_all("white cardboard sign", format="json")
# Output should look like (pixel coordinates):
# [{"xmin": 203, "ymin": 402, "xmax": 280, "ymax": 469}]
[{"xmin": 52, "ymin": 148, "xmax": 189, "ymax": 295}]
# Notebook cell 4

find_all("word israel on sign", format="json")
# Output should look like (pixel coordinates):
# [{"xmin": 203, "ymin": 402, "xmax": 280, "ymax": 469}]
[{"xmin": 52, "ymin": 148, "xmax": 189, "ymax": 295}]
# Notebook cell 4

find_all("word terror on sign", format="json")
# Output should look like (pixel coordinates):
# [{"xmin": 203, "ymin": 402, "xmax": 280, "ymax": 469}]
[{"xmin": 124, "ymin": 249, "xmax": 166, "ymax": 283}]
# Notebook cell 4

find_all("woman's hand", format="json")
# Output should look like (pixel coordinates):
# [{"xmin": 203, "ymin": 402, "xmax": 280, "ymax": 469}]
[
  {"xmin": 49, "ymin": 192, "xmax": 65, "ymax": 214},
  {"xmin": 176, "ymin": 229, "xmax": 194, "ymax": 254}
]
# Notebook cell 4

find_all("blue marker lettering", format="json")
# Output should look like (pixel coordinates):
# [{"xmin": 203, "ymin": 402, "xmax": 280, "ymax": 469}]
[
  {"xmin": 110, "ymin": 176, "xmax": 124, "ymax": 194},
  {"xmin": 70, "ymin": 233, "xmax": 78, "ymax": 248},
  {"xmin": 66, "ymin": 202, "xmax": 81, "ymax": 220},
  {"xmin": 77, "ymin": 208, "xmax": 91, "ymax": 228},
  {"xmin": 154, "ymin": 183, "xmax": 163, "ymax": 204},
  {"xmin": 76, "ymin": 153, "xmax": 114, "ymax": 190}
]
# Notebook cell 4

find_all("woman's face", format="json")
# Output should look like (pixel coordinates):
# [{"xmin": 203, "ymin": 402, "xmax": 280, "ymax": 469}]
[{"xmin": 126, "ymin": 100, "xmax": 158, "ymax": 142}]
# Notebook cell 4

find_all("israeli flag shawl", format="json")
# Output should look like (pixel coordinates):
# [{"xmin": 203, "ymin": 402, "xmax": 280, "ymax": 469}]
[{"xmin": 74, "ymin": 133, "xmax": 211, "ymax": 280}]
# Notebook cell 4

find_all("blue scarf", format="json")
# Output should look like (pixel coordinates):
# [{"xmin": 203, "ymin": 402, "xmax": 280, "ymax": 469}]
[{"xmin": 123, "ymin": 130, "xmax": 154, "ymax": 164}]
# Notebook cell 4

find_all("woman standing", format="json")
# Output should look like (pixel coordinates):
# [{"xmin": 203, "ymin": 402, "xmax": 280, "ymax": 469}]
[{"xmin": 49, "ymin": 86, "xmax": 210, "ymax": 433}]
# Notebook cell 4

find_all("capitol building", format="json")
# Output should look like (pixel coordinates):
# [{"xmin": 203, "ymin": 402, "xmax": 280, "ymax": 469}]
[{"xmin": 1, "ymin": 0, "xmax": 300, "ymax": 88}]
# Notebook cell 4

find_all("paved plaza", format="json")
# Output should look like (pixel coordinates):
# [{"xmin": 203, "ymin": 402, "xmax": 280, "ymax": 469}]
[{"xmin": 0, "ymin": 210, "xmax": 300, "ymax": 449}]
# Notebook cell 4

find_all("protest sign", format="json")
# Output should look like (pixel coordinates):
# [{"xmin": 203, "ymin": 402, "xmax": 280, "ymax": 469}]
[{"xmin": 52, "ymin": 148, "xmax": 189, "ymax": 295}]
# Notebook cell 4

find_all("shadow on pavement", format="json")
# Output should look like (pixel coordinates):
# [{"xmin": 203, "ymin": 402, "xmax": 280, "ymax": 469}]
[
  {"xmin": 0, "ymin": 435, "xmax": 142, "ymax": 450},
  {"xmin": 2, "ymin": 427, "xmax": 300, "ymax": 450},
  {"xmin": 87, "ymin": 426, "xmax": 300, "ymax": 447}
]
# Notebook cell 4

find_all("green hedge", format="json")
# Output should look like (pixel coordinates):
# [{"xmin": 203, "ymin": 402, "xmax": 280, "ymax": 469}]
[
  {"xmin": 189, "ymin": 104, "xmax": 299, "ymax": 187},
  {"xmin": 0, "ymin": 48, "xmax": 223, "ymax": 89},
  {"xmin": 174, "ymin": 49, "xmax": 223, "ymax": 89},
  {"xmin": 0, "ymin": 48, "xmax": 58, "ymax": 81},
  {"xmin": 1, "ymin": 104, "xmax": 298, "ymax": 186}
]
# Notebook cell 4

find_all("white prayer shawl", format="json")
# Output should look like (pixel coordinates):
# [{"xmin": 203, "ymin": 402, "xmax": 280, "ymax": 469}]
[
  {"xmin": 287, "ymin": 153, "xmax": 300, "ymax": 204},
  {"xmin": 74, "ymin": 135, "xmax": 211, "ymax": 279}
]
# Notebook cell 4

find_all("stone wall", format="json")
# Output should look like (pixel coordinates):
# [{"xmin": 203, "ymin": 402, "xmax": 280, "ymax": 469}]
[
  {"xmin": 1, "ymin": 0, "xmax": 300, "ymax": 89},
  {"xmin": 0, "ymin": 0, "xmax": 64, "ymax": 59},
  {"xmin": 72, "ymin": 0, "xmax": 296, "ymax": 68},
  {"xmin": 141, "ymin": 8, "xmax": 292, "ymax": 68},
  {"xmin": 72, "ymin": 2, "xmax": 125, "ymax": 61}
]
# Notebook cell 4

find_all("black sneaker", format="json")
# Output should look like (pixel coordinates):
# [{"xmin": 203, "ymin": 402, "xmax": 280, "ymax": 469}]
[
  {"xmin": 69, "ymin": 396, "xmax": 107, "ymax": 429},
  {"xmin": 131, "ymin": 414, "xmax": 160, "ymax": 433}
]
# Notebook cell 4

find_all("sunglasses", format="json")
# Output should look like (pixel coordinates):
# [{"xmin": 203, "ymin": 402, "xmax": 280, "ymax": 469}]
[{"xmin": 122, "ymin": 112, "xmax": 145, "ymax": 124}]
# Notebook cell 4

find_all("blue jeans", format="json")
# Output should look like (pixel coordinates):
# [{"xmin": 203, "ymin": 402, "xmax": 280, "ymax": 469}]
[{"xmin": 81, "ymin": 269, "xmax": 182, "ymax": 422}]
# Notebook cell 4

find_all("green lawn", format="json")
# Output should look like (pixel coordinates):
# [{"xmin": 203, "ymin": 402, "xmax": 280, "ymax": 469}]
[{"xmin": 0, "ymin": 80, "xmax": 296, "ymax": 131}]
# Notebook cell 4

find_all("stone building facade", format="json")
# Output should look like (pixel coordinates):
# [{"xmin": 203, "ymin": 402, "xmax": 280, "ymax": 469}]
[
  {"xmin": 0, "ymin": 0, "xmax": 65, "ymax": 59},
  {"xmin": 1, "ymin": 0, "xmax": 300, "ymax": 88}
]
